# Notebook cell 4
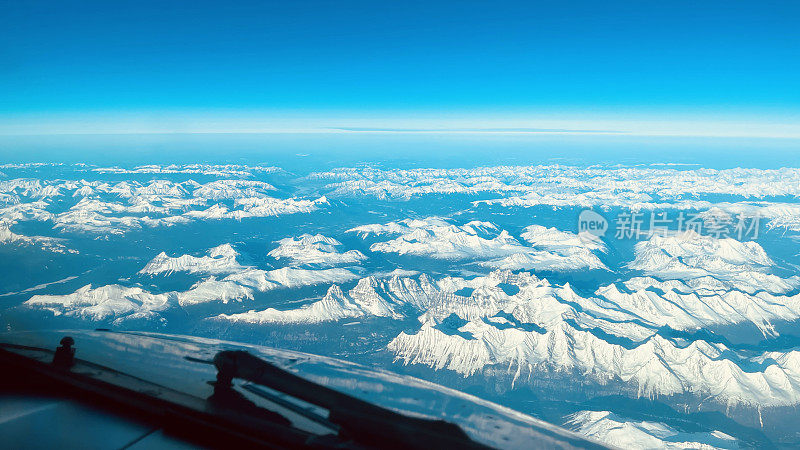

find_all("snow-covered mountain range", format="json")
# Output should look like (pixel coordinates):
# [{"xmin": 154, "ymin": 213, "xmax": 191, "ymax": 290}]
[{"xmin": 3, "ymin": 162, "xmax": 800, "ymax": 449}]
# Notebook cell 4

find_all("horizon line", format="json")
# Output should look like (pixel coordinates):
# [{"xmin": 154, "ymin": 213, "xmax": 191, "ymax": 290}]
[{"xmin": 2, "ymin": 128, "xmax": 800, "ymax": 139}]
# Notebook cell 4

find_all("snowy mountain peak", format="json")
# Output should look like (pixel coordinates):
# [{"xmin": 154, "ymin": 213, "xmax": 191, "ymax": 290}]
[
  {"xmin": 268, "ymin": 233, "xmax": 366, "ymax": 267},
  {"xmin": 139, "ymin": 244, "xmax": 245, "ymax": 276}
]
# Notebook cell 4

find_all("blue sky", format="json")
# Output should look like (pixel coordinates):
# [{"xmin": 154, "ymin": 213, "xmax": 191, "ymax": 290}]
[{"xmin": 2, "ymin": 0, "xmax": 799, "ymax": 136}]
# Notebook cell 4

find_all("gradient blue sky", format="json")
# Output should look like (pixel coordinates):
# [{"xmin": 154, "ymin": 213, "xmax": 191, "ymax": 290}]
[{"xmin": 2, "ymin": 0, "xmax": 799, "ymax": 136}]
